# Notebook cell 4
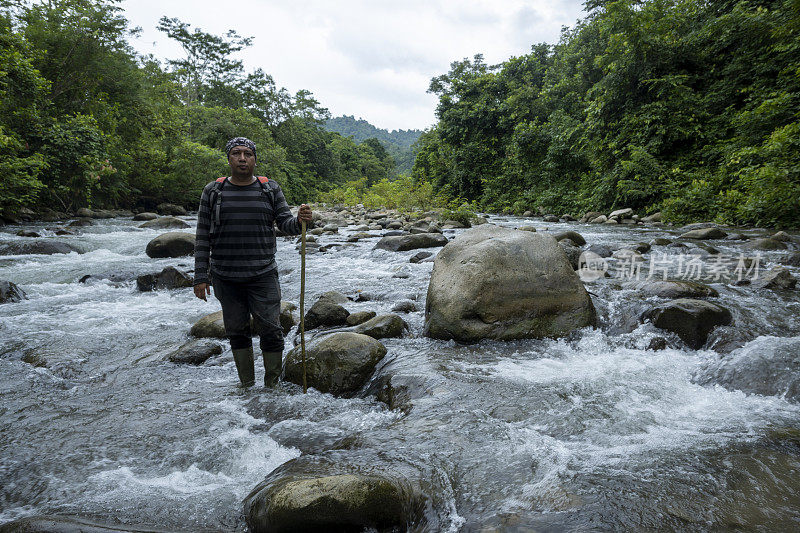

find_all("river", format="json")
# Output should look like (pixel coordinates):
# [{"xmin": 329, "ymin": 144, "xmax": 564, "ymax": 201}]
[{"xmin": 1, "ymin": 213, "xmax": 799, "ymax": 531}]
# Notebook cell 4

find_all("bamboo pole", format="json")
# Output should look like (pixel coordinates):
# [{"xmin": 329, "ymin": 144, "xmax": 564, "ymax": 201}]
[{"xmin": 299, "ymin": 220, "xmax": 307, "ymax": 393}]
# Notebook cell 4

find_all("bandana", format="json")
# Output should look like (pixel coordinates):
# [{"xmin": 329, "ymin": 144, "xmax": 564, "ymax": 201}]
[{"xmin": 225, "ymin": 137, "xmax": 257, "ymax": 160}]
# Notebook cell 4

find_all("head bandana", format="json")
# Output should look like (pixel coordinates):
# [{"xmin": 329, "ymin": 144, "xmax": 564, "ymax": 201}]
[{"xmin": 225, "ymin": 137, "xmax": 257, "ymax": 160}]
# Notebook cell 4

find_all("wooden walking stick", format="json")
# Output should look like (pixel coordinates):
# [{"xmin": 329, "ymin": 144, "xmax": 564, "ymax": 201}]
[{"xmin": 299, "ymin": 219, "xmax": 308, "ymax": 393}]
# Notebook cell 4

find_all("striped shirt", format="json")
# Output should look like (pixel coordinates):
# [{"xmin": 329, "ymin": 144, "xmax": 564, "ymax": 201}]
[{"xmin": 194, "ymin": 177, "xmax": 300, "ymax": 284}]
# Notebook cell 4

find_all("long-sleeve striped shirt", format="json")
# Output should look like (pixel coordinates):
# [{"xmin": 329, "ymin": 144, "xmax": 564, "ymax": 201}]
[{"xmin": 194, "ymin": 177, "xmax": 301, "ymax": 284}]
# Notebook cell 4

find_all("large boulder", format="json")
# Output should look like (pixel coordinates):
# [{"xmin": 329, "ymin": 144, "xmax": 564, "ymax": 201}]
[
  {"xmin": 303, "ymin": 295, "xmax": 350, "ymax": 330},
  {"xmin": 424, "ymin": 225, "xmax": 596, "ymax": 342},
  {"xmin": 374, "ymin": 233, "xmax": 448, "ymax": 252},
  {"xmin": 753, "ymin": 266, "xmax": 797, "ymax": 290},
  {"xmin": 138, "ymin": 216, "xmax": 190, "ymax": 229},
  {"xmin": 0, "ymin": 280, "xmax": 26, "ymax": 303},
  {"xmin": 280, "ymin": 301, "xmax": 297, "ymax": 334},
  {"xmin": 0, "ymin": 240, "xmax": 82, "ymax": 255},
  {"xmin": 132, "ymin": 212, "xmax": 158, "ymax": 221},
  {"xmin": 694, "ymin": 337, "xmax": 800, "ymax": 402},
  {"xmin": 627, "ymin": 280, "xmax": 719, "ymax": 298},
  {"xmin": 242, "ymin": 457, "xmax": 419, "ymax": 533},
  {"xmin": 191, "ymin": 310, "xmax": 226, "ymax": 338},
  {"xmin": 679, "ymin": 227, "xmax": 728, "ymax": 239},
  {"xmin": 283, "ymin": 332, "xmax": 386, "ymax": 395},
  {"xmin": 352, "ymin": 313, "xmax": 407, "ymax": 339},
  {"xmin": 145, "ymin": 232, "xmax": 195, "ymax": 258},
  {"xmin": 166, "ymin": 339, "xmax": 223, "ymax": 364},
  {"xmin": 136, "ymin": 266, "xmax": 193, "ymax": 291},
  {"xmin": 641, "ymin": 298, "xmax": 732, "ymax": 349},
  {"xmin": 553, "ymin": 230, "xmax": 586, "ymax": 246},
  {"xmin": 747, "ymin": 238, "xmax": 787, "ymax": 251}
]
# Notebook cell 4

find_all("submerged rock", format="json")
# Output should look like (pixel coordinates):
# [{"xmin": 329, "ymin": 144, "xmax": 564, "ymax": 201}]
[
  {"xmin": 374, "ymin": 233, "xmax": 448, "ymax": 252},
  {"xmin": 0, "ymin": 515, "xmax": 170, "ymax": 532},
  {"xmin": 753, "ymin": 266, "xmax": 797, "ymax": 290},
  {"xmin": 0, "ymin": 280, "xmax": 26, "ymax": 303},
  {"xmin": 352, "ymin": 313, "xmax": 407, "ymax": 339},
  {"xmin": 627, "ymin": 280, "xmax": 719, "ymax": 299},
  {"xmin": 424, "ymin": 225, "xmax": 595, "ymax": 342},
  {"xmin": 283, "ymin": 332, "xmax": 387, "ymax": 395},
  {"xmin": 642, "ymin": 298, "xmax": 732, "ymax": 349},
  {"xmin": 145, "ymin": 232, "xmax": 195, "ymax": 258},
  {"xmin": 136, "ymin": 266, "xmax": 193, "ymax": 291},
  {"xmin": 167, "ymin": 339, "xmax": 223, "ymax": 364},
  {"xmin": 0, "ymin": 240, "xmax": 82, "ymax": 255}
]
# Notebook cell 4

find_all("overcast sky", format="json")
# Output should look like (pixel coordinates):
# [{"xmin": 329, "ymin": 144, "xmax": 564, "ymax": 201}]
[{"xmin": 121, "ymin": 0, "xmax": 587, "ymax": 132}]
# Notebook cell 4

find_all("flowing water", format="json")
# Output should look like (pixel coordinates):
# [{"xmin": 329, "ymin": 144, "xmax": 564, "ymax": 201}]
[{"xmin": 1, "ymin": 215, "xmax": 799, "ymax": 531}]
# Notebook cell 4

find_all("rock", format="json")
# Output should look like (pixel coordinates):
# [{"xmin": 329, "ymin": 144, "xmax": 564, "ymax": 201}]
[
  {"xmin": 132, "ymin": 212, "xmax": 159, "ymax": 221},
  {"xmin": 609, "ymin": 208, "xmax": 633, "ymax": 219},
  {"xmin": 409, "ymin": 251, "xmax": 433, "ymax": 263},
  {"xmin": 586, "ymin": 243, "xmax": 613, "ymax": 258},
  {"xmin": 242, "ymin": 458, "xmax": 415, "ymax": 533},
  {"xmin": 647, "ymin": 337, "xmax": 669, "ymax": 351},
  {"xmin": 79, "ymin": 270, "xmax": 138, "ymax": 284},
  {"xmin": 771, "ymin": 231, "xmax": 793, "ymax": 242},
  {"xmin": 603, "ymin": 218, "xmax": 619, "ymax": 224},
  {"xmin": 589, "ymin": 215, "xmax": 607, "ymax": 224},
  {"xmin": 641, "ymin": 299, "xmax": 733, "ymax": 349},
  {"xmin": 780, "ymin": 252, "xmax": 800, "ymax": 267},
  {"xmin": 0, "ymin": 240, "xmax": 82, "ymax": 255},
  {"xmin": 553, "ymin": 231, "xmax": 586, "ymax": 246},
  {"xmin": 748, "ymin": 238, "xmax": 787, "ymax": 251},
  {"xmin": 136, "ymin": 266, "xmax": 193, "ymax": 291},
  {"xmin": 559, "ymin": 241, "xmax": 582, "ymax": 270},
  {"xmin": 156, "ymin": 203, "xmax": 187, "ymax": 216},
  {"xmin": 650, "ymin": 238, "xmax": 672, "ymax": 246},
  {"xmin": 191, "ymin": 310, "xmax": 226, "ymax": 338},
  {"xmin": 612, "ymin": 248, "xmax": 644, "ymax": 262},
  {"xmin": 632, "ymin": 242, "xmax": 651, "ymax": 254},
  {"xmin": 139, "ymin": 216, "xmax": 190, "ymax": 229},
  {"xmin": 68, "ymin": 217, "xmax": 94, "ymax": 227},
  {"xmin": 694, "ymin": 337, "xmax": 800, "ymax": 402},
  {"xmin": 283, "ymin": 332, "xmax": 386, "ymax": 395},
  {"xmin": 280, "ymin": 301, "xmax": 297, "ymax": 334},
  {"xmin": 543, "ymin": 215, "xmax": 559, "ymax": 223},
  {"xmin": 374, "ymin": 233, "xmax": 448, "ymax": 252},
  {"xmin": 753, "ymin": 266, "xmax": 797, "ymax": 290},
  {"xmin": 167, "ymin": 339, "xmax": 223, "ymax": 364},
  {"xmin": 628, "ymin": 280, "xmax": 719, "ymax": 298},
  {"xmin": 561, "ymin": 214, "xmax": 576, "ymax": 221},
  {"xmin": 0, "ymin": 515, "xmax": 170, "ymax": 532},
  {"xmin": 322, "ymin": 223, "xmax": 339, "ymax": 232},
  {"xmin": 386, "ymin": 221, "xmax": 403, "ymax": 230},
  {"xmin": 353, "ymin": 314, "xmax": 407, "ymax": 339},
  {"xmin": 424, "ymin": 225, "xmax": 595, "ymax": 342},
  {"xmin": 304, "ymin": 296, "xmax": 350, "ymax": 330},
  {"xmin": 680, "ymin": 222, "xmax": 719, "ymax": 231},
  {"xmin": 16, "ymin": 229, "xmax": 40, "ymax": 237},
  {"xmin": 75, "ymin": 207, "xmax": 94, "ymax": 218},
  {"xmin": 581, "ymin": 211, "xmax": 603, "ymax": 223},
  {"xmin": 346, "ymin": 310, "xmax": 377, "ymax": 326},
  {"xmin": 522, "ymin": 210, "xmax": 533, "ymax": 217},
  {"xmin": 145, "ymin": 232, "xmax": 195, "ymax": 258},
  {"xmin": 643, "ymin": 212, "xmax": 662, "ymax": 223},
  {"xmin": 442, "ymin": 219, "xmax": 469, "ymax": 229},
  {"xmin": 319, "ymin": 290, "xmax": 349, "ymax": 304},
  {"xmin": 391, "ymin": 300, "xmax": 418, "ymax": 313},
  {"xmin": 92, "ymin": 209, "xmax": 115, "ymax": 219},
  {"xmin": 0, "ymin": 280, "xmax": 27, "ymax": 303},
  {"xmin": 518, "ymin": 226, "xmax": 537, "ymax": 232},
  {"xmin": 679, "ymin": 227, "xmax": 728, "ymax": 239}
]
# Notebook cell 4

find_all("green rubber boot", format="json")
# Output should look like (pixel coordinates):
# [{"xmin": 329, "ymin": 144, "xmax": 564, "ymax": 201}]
[
  {"xmin": 232, "ymin": 347, "xmax": 255, "ymax": 387},
  {"xmin": 262, "ymin": 351, "xmax": 283, "ymax": 387}
]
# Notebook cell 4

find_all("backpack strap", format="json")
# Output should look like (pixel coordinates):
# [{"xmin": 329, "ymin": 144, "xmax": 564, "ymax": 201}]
[
  {"xmin": 256, "ymin": 176, "xmax": 275, "ymax": 211},
  {"xmin": 209, "ymin": 177, "xmax": 227, "ymax": 237}
]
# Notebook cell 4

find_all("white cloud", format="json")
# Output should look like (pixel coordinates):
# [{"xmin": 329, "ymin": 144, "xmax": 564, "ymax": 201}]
[{"xmin": 122, "ymin": 0, "xmax": 586, "ymax": 131}]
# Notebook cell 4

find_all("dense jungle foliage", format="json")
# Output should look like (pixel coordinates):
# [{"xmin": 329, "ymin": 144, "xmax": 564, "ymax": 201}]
[
  {"xmin": 412, "ymin": 0, "xmax": 800, "ymax": 227},
  {"xmin": 323, "ymin": 115, "xmax": 422, "ymax": 175},
  {"xmin": 0, "ymin": 0, "xmax": 396, "ymax": 216}
]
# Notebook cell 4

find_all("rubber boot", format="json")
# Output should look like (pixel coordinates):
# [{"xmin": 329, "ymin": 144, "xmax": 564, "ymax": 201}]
[
  {"xmin": 232, "ymin": 347, "xmax": 255, "ymax": 387},
  {"xmin": 262, "ymin": 351, "xmax": 283, "ymax": 387}
]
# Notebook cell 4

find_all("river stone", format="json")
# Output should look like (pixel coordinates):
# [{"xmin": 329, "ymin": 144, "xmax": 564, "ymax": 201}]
[
  {"xmin": 0, "ymin": 515, "xmax": 172, "ymax": 532},
  {"xmin": 136, "ymin": 266, "xmax": 193, "ymax": 291},
  {"xmin": 156, "ymin": 203, "xmax": 187, "ymax": 216},
  {"xmin": 303, "ymin": 295, "xmax": 350, "ymax": 330},
  {"xmin": 167, "ymin": 339, "xmax": 223, "ymax": 364},
  {"xmin": 0, "ymin": 240, "xmax": 82, "ymax": 255},
  {"xmin": 16, "ymin": 229, "xmax": 40, "ymax": 237},
  {"xmin": 0, "ymin": 280, "xmax": 26, "ymax": 303},
  {"xmin": 586, "ymin": 243, "xmax": 613, "ymax": 258},
  {"xmin": 68, "ymin": 217, "xmax": 95, "ymax": 227},
  {"xmin": 643, "ymin": 212, "xmax": 662, "ymax": 223},
  {"xmin": 145, "ymin": 232, "xmax": 195, "ymax": 258},
  {"xmin": 409, "ymin": 250, "xmax": 433, "ymax": 263},
  {"xmin": 75, "ymin": 207, "xmax": 94, "ymax": 218},
  {"xmin": 374, "ymin": 233, "xmax": 448, "ymax": 252},
  {"xmin": 139, "ymin": 216, "xmax": 190, "ymax": 229},
  {"xmin": 650, "ymin": 238, "xmax": 672, "ymax": 246},
  {"xmin": 554, "ymin": 230, "xmax": 586, "ymax": 246},
  {"xmin": 780, "ymin": 252, "xmax": 800, "ymax": 267},
  {"xmin": 518, "ymin": 226, "xmax": 537, "ymax": 232},
  {"xmin": 590, "ymin": 215, "xmax": 607, "ymax": 224},
  {"xmin": 581, "ymin": 211, "xmax": 603, "ymax": 223},
  {"xmin": 243, "ymin": 459, "xmax": 413, "ymax": 533},
  {"xmin": 284, "ymin": 332, "xmax": 387, "ymax": 395},
  {"xmin": 346, "ymin": 310, "xmax": 377, "ymax": 326},
  {"xmin": 559, "ymin": 240, "xmax": 582, "ymax": 270},
  {"xmin": 747, "ymin": 238, "xmax": 787, "ymax": 251},
  {"xmin": 679, "ymin": 227, "xmax": 728, "ymax": 239},
  {"xmin": 771, "ymin": 231, "xmax": 793, "ymax": 242},
  {"xmin": 694, "ymin": 337, "xmax": 800, "ymax": 402},
  {"xmin": 627, "ymin": 280, "xmax": 719, "ymax": 298},
  {"xmin": 641, "ymin": 298, "xmax": 732, "ymax": 349},
  {"xmin": 424, "ymin": 225, "xmax": 595, "ymax": 342},
  {"xmin": 319, "ymin": 290, "xmax": 349, "ymax": 304},
  {"xmin": 543, "ymin": 215, "xmax": 559, "ymax": 223},
  {"xmin": 281, "ymin": 301, "xmax": 297, "ymax": 334},
  {"xmin": 352, "ymin": 313, "xmax": 407, "ymax": 339},
  {"xmin": 133, "ymin": 212, "xmax": 158, "ymax": 221},
  {"xmin": 609, "ymin": 208, "xmax": 633, "ymax": 219},
  {"xmin": 392, "ymin": 300, "xmax": 418, "ymax": 313},
  {"xmin": 753, "ymin": 266, "xmax": 797, "ymax": 290}
]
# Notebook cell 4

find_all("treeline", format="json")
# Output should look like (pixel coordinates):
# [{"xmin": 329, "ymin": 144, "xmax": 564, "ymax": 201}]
[
  {"xmin": 412, "ymin": 0, "xmax": 800, "ymax": 227},
  {"xmin": 323, "ymin": 115, "xmax": 422, "ymax": 174},
  {"xmin": 0, "ymin": 0, "xmax": 395, "ymax": 218}
]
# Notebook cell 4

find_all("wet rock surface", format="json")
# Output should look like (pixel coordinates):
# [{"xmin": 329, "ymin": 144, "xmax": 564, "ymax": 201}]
[
  {"xmin": 0, "ymin": 280, "xmax": 26, "ymax": 303},
  {"xmin": 145, "ymin": 232, "xmax": 195, "ymax": 258},
  {"xmin": 0, "ymin": 240, "xmax": 82, "ymax": 255},
  {"xmin": 642, "ymin": 298, "xmax": 733, "ymax": 349},
  {"xmin": 374, "ymin": 233, "xmax": 448, "ymax": 252},
  {"xmin": 166, "ymin": 339, "xmax": 224, "ymax": 365}
]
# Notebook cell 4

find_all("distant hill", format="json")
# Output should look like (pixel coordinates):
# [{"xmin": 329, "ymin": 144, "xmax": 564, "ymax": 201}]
[{"xmin": 323, "ymin": 115, "xmax": 423, "ymax": 175}]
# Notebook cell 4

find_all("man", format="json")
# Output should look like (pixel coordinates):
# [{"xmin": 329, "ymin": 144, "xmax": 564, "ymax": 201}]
[{"xmin": 193, "ymin": 137, "xmax": 312, "ymax": 387}]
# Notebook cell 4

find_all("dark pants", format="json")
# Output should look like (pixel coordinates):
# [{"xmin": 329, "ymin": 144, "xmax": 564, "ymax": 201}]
[{"xmin": 211, "ymin": 269, "xmax": 283, "ymax": 353}]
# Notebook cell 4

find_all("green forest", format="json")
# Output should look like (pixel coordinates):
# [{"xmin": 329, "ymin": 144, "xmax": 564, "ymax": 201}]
[
  {"xmin": 411, "ymin": 0, "xmax": 800, "ymax": 227},
  {"xmin": 323, "ymin": 116, "xmax": 422, "ymax": 175},
  {"xmin": 1, "ymin": 0, "xmax": 798, "ymax": 228},
  {"xmin": 0, "ymin": 0, "xmax": 397, "ymax": 217}
]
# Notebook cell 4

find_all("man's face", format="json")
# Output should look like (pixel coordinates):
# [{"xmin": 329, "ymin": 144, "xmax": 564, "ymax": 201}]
[{"xmin": 228, "ymin": 145, "xmax": 256, "ymax": 177}]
